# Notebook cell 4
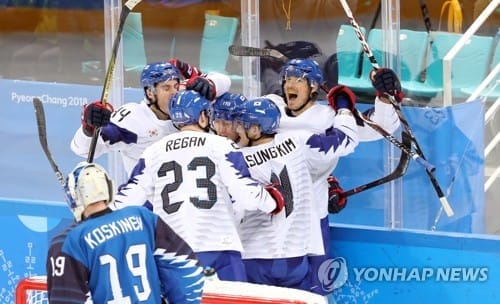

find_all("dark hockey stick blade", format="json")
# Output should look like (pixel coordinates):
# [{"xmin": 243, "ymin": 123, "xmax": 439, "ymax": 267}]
[
  {"xmin": 384, "ymin": 95, "xmax": 453, "ymax": 216},
  {"xmin": 354, "ymin": 109, "xmax": 435, "ymax": 172},
  {"xmin": 33, "ymin": 98, "xmax": 61, "ymax": 177},
  {"xmin": 341, "ymin": 130, "xmax": 411, "ymax": 198},
  {"xmin": 229, "ymin": 45, "xmax": 288, "ymax": 62},
  {"xmin": 33, "ymin": 98, "xmax": 73, "ymax": 206}
]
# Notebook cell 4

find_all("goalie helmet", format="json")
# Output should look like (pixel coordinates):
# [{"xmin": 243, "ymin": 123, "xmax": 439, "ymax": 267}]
[
  {"xmin": 235, "ymin": 97, "xmax": 281, "ymax": 135},
  {"xmin": 67, "ymin": 162, "xmax": 114, "ymax": 222},
  {"xmin": 280, "ymin": 58, "xmax": 323, "ymax": 87},
  {"xmin": 169, "ymin": 90, "xmax": 210, "ymax": 128},
  {"xmin": 140, "ymin": 61, "xmax": 180, "ymax": 88}
]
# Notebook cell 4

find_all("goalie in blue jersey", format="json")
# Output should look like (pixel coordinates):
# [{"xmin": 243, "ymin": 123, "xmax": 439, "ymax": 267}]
[{"xmin": 46, "ymin": 162, "xmax": 204, "ymax": 304}]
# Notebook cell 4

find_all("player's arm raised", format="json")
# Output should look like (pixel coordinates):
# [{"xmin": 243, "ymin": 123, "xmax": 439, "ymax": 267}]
[
  {"xmin": 70, "ymin": 100, "xmax": 113, "ymax": 158},
  {"xmin": 300, "ymin": 85, "xmax": 359, "ymax": 179},
  {"xmin": 358, "ymin": 68, "xmax": 401, "ymax": 141},
  {"xmin": 303, "ymin": 85, "xmax": 360, "ymax": 158},
  {"xmin": 169, "ymin": 58, "xmax": 231, "ymax": 101}
]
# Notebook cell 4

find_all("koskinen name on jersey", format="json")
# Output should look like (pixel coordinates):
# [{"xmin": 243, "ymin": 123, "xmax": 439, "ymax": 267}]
[
  {"xmin": 245, "ymin": 137, "xmax": 297, "ymax": 168},
  {"xmin": 165, "ymin": 136, "xmax": 207, "ymax": 152},
  {"xmin": 84, "ymin": 216, "xmax": 144, "ymax": 249}
]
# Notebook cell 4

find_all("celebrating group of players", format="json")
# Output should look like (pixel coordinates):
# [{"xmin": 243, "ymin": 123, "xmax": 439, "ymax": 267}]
[{"xmin": 46, "ymin": 55, "xmax": 402, "ymax": 303}]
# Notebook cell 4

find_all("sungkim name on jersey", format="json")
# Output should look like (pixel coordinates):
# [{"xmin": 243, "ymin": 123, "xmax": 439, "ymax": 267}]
[
  {"xmin": 84, "ymin": 216, "xmax": 144, "ymax": 249},
  {"xmin": 165, "ymin": 136, "xmax": 207, "ymax": 151},
  {"xmin": 245, "ymin": 137, "xmax": 297, "ymax": 168}
]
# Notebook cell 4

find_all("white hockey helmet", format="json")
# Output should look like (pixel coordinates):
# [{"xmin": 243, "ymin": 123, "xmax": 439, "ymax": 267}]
[{"xmin": 67, "ymin": 162, "xmax": 114, "ymax": 221}]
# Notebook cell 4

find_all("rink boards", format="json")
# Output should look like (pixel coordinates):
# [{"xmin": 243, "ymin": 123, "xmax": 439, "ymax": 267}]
[{"xmin": 0, "ymin": 197, "xmax": 498, "ymax": 303}]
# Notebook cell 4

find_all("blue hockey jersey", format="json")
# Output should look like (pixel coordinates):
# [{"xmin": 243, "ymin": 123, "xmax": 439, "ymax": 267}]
[{"xmin": 46, "ymin": 206, "xmax": 204, "ymax": 304}]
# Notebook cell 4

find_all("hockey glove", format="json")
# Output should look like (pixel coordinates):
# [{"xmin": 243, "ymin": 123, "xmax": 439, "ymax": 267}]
[
  {"xmin": 186, "ymin": 76, "xmax": 217, "ymax": 101},
  {"xmin": 371, "ymin": 68, "xmax": 403, "ymax": 102},
  {"xmin": 327, "ymin": 85, "xmax": 357, "ymax": 112},
  {"xmin": 327, "ymin": 176, "xmax": 347, "ymax": 214},
  {"xmin": 265, "ymin": 182, "xmax": 285, "ymax": 215},
  {"xmin": 168, "ymin": 58, "xmax": 201, "ymax": 79},
  {"xmin": 81, "ymin": 101, "xmax": 114, "ymax": 137}
]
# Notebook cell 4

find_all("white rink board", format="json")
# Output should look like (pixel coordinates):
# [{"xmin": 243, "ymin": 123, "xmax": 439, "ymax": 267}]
[{"xmin": 203, "ymin": 279, "xmax": 327, "ymax": 304}]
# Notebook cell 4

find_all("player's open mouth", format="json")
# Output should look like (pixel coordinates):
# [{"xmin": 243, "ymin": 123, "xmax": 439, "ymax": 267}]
[{"xmin": 287, "ymin": 92, "xmax": 298, "ymax": 102}]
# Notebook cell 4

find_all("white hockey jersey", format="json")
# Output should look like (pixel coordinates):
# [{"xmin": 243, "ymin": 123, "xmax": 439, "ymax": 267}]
[
  {"xmin": 266, "ymin": 94, "xmax": 400, "ymax": 219},
  {"xmin": 267, "ymin": 94, "xmax": 400, "ymax": 141},
  {"xmin": 238, "ymin": 114, "xmax": 358, "ymax": 259},
  {"xmin": 71, "ymin": 100, "xmax": 178, "ymax": 175},
  {"xmin": 71, "ymin": 72, "xmax": 231, "ymax": 176},
  {"xmin": 113, "ymin": 130, "xmax": 279, "ymax": 253}
]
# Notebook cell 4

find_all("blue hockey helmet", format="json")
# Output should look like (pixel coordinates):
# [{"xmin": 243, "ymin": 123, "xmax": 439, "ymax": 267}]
[
  {"xmin": 169, "ymin": 90, "xmax": 210, "ymax": 128},
  {"xmin": 235, "ymin": 97, "xmax": 281, "ymax": 135},
  {"xmin": 210, "ymin": 92, "xmax": 248, "ymax": 122},
  {"xmin": 140, "ymin": 61, "xmax": 180, "ymax": 88},
  {"xmin": 280, "ymin": 58, "xmax": 323, "ymax": 87}
]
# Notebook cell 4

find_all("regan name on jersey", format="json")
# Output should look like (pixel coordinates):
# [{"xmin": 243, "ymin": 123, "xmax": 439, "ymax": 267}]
[{"xmin": 165, "ymin": 136, "xmax": 207, "ymax": 151}]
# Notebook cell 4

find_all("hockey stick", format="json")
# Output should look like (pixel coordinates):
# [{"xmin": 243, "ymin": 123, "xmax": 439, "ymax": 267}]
[
  {"xmin": 33, "ymin": 98, "xmax": 74, "ymax": 207},
  {"xmin": 229, "ymin": 45, "xmax": 288, "ymax": 63},
  {"xmin": 229, "ymin": 44, "xmax": 435, "ymax": 172},
  {"xmin": 386, "ymin": 94, "xmax": 454, "ymax": 216},
  {"xmin": 230, "ymin": 45, "xmax": 421, "ymax": 196},
  {"xmin": 88, "ymin": 0, "xmax": 143, "ymax": 163},
  {"xmin": 356, "ymin": 0, "xmax": 381, "ymax": 77},
  {"xmin": 418, "ymin": 0, "xmax": 434, "ymax": 82},
  {"xmin": 338, "ymin": 0, "xmax": 454, "ymax": 217},
  {"xmin": 338, "ymin": 0, "xmax": 380, "ymax": 69},
  {"xmin": 419, "ymin": 0, "xmax": 433, "ymax": 33},
  {"xmin": 342, "ymin": 131, "xmax": 411, "ymax": 197},
  {"xmin": 350, "ymin": 106, "xmax": 434, "ymax": 172}
]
